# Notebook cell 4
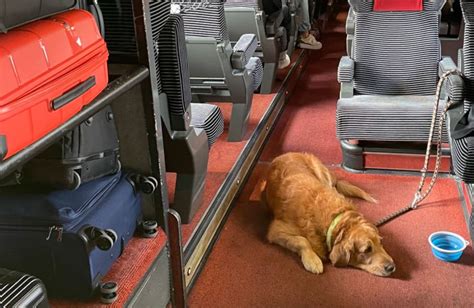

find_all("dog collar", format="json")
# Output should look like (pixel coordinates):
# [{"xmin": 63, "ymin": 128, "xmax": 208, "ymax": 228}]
[{"xmin": 326, "ymin": 212, "xmax": 345, "ymax": 251}]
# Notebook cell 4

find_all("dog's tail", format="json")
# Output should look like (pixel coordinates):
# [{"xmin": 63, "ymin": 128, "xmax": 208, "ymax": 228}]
[
  {"xmin": 336, "ymin": 180, "xmax": 377, "ymax": 203},
  {"xmin": 259, "ymin": 179, "xmax": 268, "ymax": 206}
]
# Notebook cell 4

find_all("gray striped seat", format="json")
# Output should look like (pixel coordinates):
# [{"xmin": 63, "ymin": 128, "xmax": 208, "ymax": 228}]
[
  {"xmin": 224, "ymin": 0, "xmax": 288, "ymax": 93},
  {"xmin": 177, "ymin": 0, "xmax": 262, "ymax": 141},
  {"xmin": 224, "ymin": 0, "xmax": 259, "ymax": 9},
  {"xmin": 180, "ymin": 1, "xmax": 230, "ymax": 41},
  {"xmin": 158, "ymin": 14, "xmax": 224, "ymax": 147},
  {"xmin": 180, "ymin": 1, "xmax": 263, "ymax": 91},
  {"xmin": 337, "ymin": 0, "xmax": 456, "ymax": 144},
  {"xmin": 450, "ymin": 0, "xmax": 474, "ymax": 183},
  {"xmin": 157, "ymin": 12, "xmax": 224, "ymax": 223}
]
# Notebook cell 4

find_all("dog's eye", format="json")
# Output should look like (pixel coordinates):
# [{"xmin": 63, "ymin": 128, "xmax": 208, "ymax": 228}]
[{"xmin": 363, "ymin": 246, "xmax": 372, "ymax": 254}]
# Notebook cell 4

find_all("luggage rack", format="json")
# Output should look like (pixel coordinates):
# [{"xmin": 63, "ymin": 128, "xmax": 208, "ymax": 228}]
[
  {"xmin": 0, "ymin": 1, "xmax": 173, "ymax": 306},
  {"xmin": 0, "ymin": 66, "xmax": 149, "ymax": 180}
]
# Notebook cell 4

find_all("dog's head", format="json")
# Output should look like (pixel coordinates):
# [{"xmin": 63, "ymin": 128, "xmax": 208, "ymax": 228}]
[{"xmin": 329, "ymin": 217, "xmax": 395, "ymax": 277}]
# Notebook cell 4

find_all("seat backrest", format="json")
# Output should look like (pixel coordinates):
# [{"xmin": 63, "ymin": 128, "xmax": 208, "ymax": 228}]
[
  {"xmin": 158, "ymin": 14, "xmax": 192, "ymax": 131},
  {"xmin": 350, "ymin": 0, "xmax": 445, "ymax": 96},
  {"xmin": 461, "ymin": 0, "xmax": 474, "ymax": 103},
  {"xmin": 225, "ymin": 0, "xmax": 259, "ymax": 9},
  {"xmin": 224, "ymin": 0, "xmax": 259, "ymax": 42},
  {"xmin": 178, "ymin": 0, "xmax": 229, "ymax": 42},
  {"xmin": 178, "ymin": 1, "xmax": 229, "ymax": 78}
]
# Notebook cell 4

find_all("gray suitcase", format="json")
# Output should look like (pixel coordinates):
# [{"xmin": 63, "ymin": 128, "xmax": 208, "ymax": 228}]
[{"xmin": 0, "ymin": 0, "xmax": 104, "ymax": 35}]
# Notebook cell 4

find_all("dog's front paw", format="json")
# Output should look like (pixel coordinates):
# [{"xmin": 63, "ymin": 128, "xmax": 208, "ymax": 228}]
[{"xmin": 301, "ymin": 251, "xmax": 324, "ymax": 274}]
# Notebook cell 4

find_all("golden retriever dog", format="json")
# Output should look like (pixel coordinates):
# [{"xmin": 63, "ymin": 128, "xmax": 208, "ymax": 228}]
[{"xmin": 262, "ymin": 152, "xmax": 395, "ymax": 276}]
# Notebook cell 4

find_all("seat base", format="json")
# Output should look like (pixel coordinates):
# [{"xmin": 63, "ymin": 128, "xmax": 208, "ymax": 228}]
[{"xmin": 340, "ymin": 140, "xmax": 452, "ymax": 173}]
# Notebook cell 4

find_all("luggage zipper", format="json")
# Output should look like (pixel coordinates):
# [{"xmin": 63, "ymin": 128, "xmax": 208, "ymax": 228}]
[
  {"xmin": 46, "ymin": 225, "xmax": 63, "ymax": 242},
  {"xmin": 0, "ymin": 225, "xmax": 64, "ymax": 242}
]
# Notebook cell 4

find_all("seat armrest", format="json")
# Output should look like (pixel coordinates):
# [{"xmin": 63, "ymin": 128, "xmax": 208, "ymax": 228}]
[
  {"xmin": 265, "ymin": 10, "xmax": 284, "ymax": 35},
  {"xmin": 338, "ymin": 56, "xmax": 355, "ymax": 98},
  {"xmin": 338, "ymin": 56, "xmax": 355, "ymax": 83},
  {"xmin": 231, "ymin": 33, "xmax": 258, "ymax": 70},
  {"xmin": 439, "ymin": 56, "xmax": 458, "ymax": 73},
  {"xmin": 346, "ymin": 9, "xmax": 355, "ymax": 35},
  {"xmin": 458, "ymin": 49, "xmax": 464, "ymax": 72},
  {"xmin": 439, "ymin": 57, "xmax": 464, "ymax": 104}
]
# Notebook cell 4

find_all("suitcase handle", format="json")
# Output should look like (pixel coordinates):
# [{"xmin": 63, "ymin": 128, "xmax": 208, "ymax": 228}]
[{"xmin": 52, "ymin": 76, "xmax": 96, "ymax": 110}]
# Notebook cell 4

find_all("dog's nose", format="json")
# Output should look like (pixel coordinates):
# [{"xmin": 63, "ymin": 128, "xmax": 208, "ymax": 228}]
[{"xmin": 384, "ymin": 263, "xmax": 396, "ymax": 273}]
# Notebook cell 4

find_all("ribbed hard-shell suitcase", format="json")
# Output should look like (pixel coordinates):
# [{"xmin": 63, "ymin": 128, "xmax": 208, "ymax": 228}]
[
  {"xmin": 0, "ymin": 268, "xmax": 49, "ymax": 307},
  {"xmin": 0, "ymin": 9, "xmax": 109, "ymax": 161},
  {"xmin": 0, "ymin": 172, "xmax": 156, "ymax": 298}
]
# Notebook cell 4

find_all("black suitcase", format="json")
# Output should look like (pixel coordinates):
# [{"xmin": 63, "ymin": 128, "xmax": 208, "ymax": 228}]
[
  {"xmin": 19, "ymin": 106, "xmax": 120, "ymax": 190},
  {"xmin": 0, "ymin": 268, "xmax": 49, "ymax": 307},
  {"xmin": 0, "ymin": 0, "xmax": 104, "ymax": 35}
]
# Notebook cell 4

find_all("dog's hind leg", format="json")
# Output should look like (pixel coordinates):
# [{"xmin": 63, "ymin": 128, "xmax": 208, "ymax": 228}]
[
  {"xmin": 335, "ymin": 180, "xmax": 377, "ymax": 203},
  {"xmin": 267, "ymin": 220, "xmax": 324, "ymax": 274}
]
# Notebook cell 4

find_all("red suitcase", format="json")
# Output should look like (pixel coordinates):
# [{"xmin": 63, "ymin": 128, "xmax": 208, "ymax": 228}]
[{"xmin": 0, "ymin": 9, "xmax": 108, "ymax": 160}]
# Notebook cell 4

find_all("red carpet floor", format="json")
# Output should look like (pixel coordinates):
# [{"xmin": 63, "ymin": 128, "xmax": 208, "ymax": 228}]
[
  {"xmin": 188, "ymin": 11, "xmax": 474, "ymax": 307},
  {"xmin": 167, "ymin": 50, "xmax": 303, "ymax": 245},
  {"xmin": 50, "ymin": 229, "xmax": 167, "ymax": 307}
]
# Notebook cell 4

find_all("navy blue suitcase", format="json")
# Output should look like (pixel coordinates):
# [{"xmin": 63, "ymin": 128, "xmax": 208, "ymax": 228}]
[{"xmin": 0, "ymin": 171, "xmax": 146, "ymax": 299}]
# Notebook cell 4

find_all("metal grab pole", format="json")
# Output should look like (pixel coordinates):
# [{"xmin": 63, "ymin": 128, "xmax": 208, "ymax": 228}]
[{"xmin": 168, "ymin": 209, "xmax": 187, "ymax": 308}]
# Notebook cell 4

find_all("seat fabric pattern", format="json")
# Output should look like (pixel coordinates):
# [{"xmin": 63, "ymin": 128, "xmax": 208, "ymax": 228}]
[
  {"xmin": 336, "ymin": 0, "xmax": 447, "ymax": 143},
  {"xmin": 178, "ymin": 1, "xmax": 229, "ymax": 42},
  {"xmin": 246, "ymin": 57, "xmax": 264, "ymax": 91},
  {"xmin": 351, "ymin": 0, "xmax": 442, "ymax": 95},
  {"xmin": 451, "ymin": 0, "xmax": 474, "ymax": 182},
  {"xmin": 190, "ymin": 104, "xmax": 225, "ymax": 147},
  {"xmin": 337, "ymin": 95, "xmax": 449, "ymax": 142},
  {"xmin": 225, "ymin": 0, "xmax": 259, "ymax": 9}
]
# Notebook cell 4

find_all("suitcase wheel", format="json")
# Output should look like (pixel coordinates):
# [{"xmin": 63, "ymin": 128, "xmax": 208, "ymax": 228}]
[
  {"xmin": 100, "ymin": 291, "xmax": 118, "ymax": 304},
  {"xmin": 147, "ymin": 176, "xmax": 159, "ymax": 189},
  {"xmin": 142, "ymin": 228, "xmax": 158, "ymax": 238},
  {"xmin": 142, "ymin": 220, "xmax": 158, "ymax": 231},
  {"xmin": 83, "ymin": 226, "xmax": 115, "ymax": 251},
  {"xmin": 96, "ymin": 231, "xmax": 114, "ymax": 251},
  {"xmin": 104, "ymin": 229, "xmax": 118, "ymax": 244},
  {"xmin": 140, "ymin": 178, "xmax": 156, "ymax": 195},
  {"xmin": 100, "ymin": 281, "xmax": 118, "ymax": 294},
  {"xmin": 100, "ymin": 281, "xmax": 118, "ymax": 304},
  {"xmin": 126, "ymin": 174, "xmax": 138, "ymax": 194},
  {"xmin": 72, "ymin": 171, "xmax": 82, "ymax": 190},
  {"xmin": 115, "ymin": 160, "xmax": 122, "ymax": 173},
  {"xmin": 127, "ymin": 174, "xmax": 157, "ymax": 194}
]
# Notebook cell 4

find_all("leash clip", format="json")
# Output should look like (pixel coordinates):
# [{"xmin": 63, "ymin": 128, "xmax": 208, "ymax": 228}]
[{"xmin": 411, "ymin": 192, "xmax": 421, "ymax": 209}]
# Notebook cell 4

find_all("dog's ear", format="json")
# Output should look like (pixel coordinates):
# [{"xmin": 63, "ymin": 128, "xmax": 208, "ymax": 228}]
[{"xmin": 329, "ymin": 230, "xmax": 352, "ymax": 267}]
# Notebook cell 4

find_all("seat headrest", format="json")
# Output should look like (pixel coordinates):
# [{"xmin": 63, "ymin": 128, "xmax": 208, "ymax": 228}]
[
  {"xmin": 373, "ymin": 0, "xmax": 422, "ymax": 11},
  {"xmin": 461, "ymin": 0, "xmax": 474, "ymax": 24},
  {"xmin": 349, "ymin": 0, "xmax": 446, "ymax": 13}
]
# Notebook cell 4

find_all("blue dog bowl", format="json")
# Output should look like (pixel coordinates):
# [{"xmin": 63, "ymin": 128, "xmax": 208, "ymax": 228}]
[{"xmin": 429, "ymin": 231, "xmax": 469, "ymax": 262}]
